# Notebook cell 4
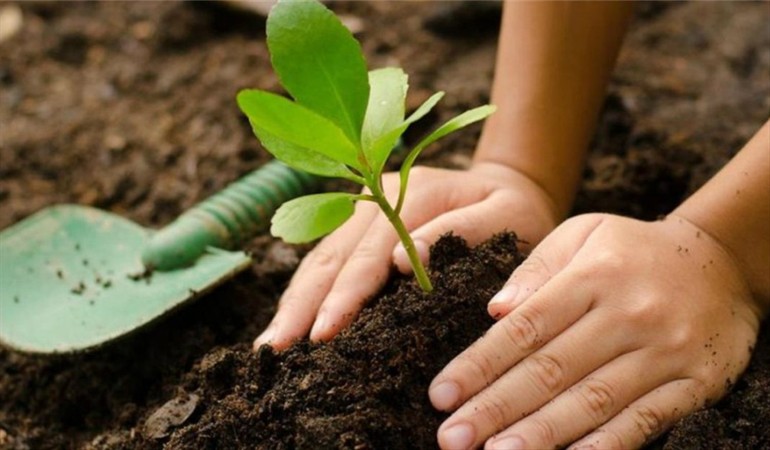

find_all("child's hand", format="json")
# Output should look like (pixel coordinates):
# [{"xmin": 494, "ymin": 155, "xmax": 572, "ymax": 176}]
[
  {"xmin": 253, "ymin": 162, "xmax": 559, "ymax": 350},
  {"xmin": 430, "ymin": 213, "xmax": 763, "ymax": 450}
]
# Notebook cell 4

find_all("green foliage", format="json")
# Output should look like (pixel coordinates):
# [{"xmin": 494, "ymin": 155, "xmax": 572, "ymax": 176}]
[
  {"xmin": 395, "ymin": 104, "xmax": 497, "ymax": 213},
  {"xmin": 367, "ymin": 91, "xmax": 445, "ymax": 176},
  {"xmin": 361, "ymin": 68, "xmax": 408, "ymax": 154},
  {"xmin": 271, "ymin": 193, "xmax": 356, "ymax": 243},
  {"xmin": 237, "ymin": 89, "xmax": 362, "ymax": 171},
  {"xmin": 266, "ymin": 0, "xmax": 369, "ymax": 144},
  {"xmin": 238, "ymin": 0, "xmax": 496, "ymax": 291}
]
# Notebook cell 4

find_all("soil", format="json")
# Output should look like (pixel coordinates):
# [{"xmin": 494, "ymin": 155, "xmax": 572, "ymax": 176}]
[
  {"xmin": 0, "ymin": 1, "xmax": 769, "ymax": 449},
  {"xmin": 160, "ymin": 234, "xmax": 522, "ymax": 450}
]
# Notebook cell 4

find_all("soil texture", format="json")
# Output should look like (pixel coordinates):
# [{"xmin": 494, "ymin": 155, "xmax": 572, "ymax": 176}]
[
  {"xmin": 158, "ymin": 234, "xmax": 521, "ymax": 449},
  {"xmin": 1, "ymin": 1, "xmax": 769, "ymax": 449}
]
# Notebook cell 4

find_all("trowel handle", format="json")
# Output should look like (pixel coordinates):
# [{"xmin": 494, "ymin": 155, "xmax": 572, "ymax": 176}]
[{"xmin": 141, "ymin": 161, "xmax": 320, "ymax": 271}]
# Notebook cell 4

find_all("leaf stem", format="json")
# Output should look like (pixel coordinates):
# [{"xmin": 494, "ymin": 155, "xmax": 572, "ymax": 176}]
[
  {"xmin": 352, "ymin": 194, "xmax": 378, "ymax": 202},
  {"xmin": 371, "ymin": 187, "xmax": 433, "ymax": 293}
]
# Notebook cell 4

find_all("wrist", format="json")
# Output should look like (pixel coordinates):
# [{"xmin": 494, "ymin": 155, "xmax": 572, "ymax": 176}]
[
  {"xmin": 668, "ymin": 211, "xmax": 769, "ymax": 317},
  {"xmin": 670, "ymin": 122, "xmax": 770, "ymax": 313}
]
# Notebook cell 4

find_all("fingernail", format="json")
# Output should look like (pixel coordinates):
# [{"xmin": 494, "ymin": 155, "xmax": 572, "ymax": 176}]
[
  {"xmin": 490, "ymin": 435, "xmax": 524, "ymax": 450},
  {"xmin": 430, "ymin": 381, "xmax": 460, "ymax": 410},
  {"xmin": 310, "ymin": 312, "xmax": 329, "ymax": 341},
  {"xmin": 441, "ymin": 422, "xmax": 475, "ymax": 450},
  {"xmin": 489, "ymin": 284, "xmax": 519, "ymax": 306}
]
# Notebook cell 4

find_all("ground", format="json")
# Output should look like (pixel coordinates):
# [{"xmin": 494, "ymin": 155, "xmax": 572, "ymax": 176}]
[{"xmin": 0, "ymin": 1, "xmax": 768, "ymax": 449}]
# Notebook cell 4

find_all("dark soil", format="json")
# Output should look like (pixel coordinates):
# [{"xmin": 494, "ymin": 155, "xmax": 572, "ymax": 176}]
[
  {"xmin": 1, "ymin": 1, "xmax": 769, "ymax": 449},
  {"xmin": 161, "ymin": 234, "xmax": 521, "ymax": 450}
]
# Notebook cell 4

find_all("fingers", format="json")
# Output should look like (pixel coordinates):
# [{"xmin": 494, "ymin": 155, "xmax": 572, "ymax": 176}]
[
  {"xmin": 488, "ymin": 213, "xmax": 606, "ymax": 319},
  {"xmin": 433, "ymin": 307, "xmax": 630, "ymax": 450},
  {"xmin": 253, "ymin": 201, "xmax": 379, "ymax": 350},
  {"xmin": 483, "ymin": 349, "xmax": 672, "ymax": 450},
  {"xmin": 309, "ymin": 180, "xmax": 479, "ymax": 342},
  {"xmin": 393, "ymin": 191, "xmax": 540, "ymax": 274},
  {"xmin": 430, "ymin": 269, "xmax": 593, "ymax": 413},
  {"xmin": 570, "ymin": 379, "xmax": 706, "ymax": 450},
  {"xmin": 307, "ymin": 213, "xmax": 403, "ymax": 341}
]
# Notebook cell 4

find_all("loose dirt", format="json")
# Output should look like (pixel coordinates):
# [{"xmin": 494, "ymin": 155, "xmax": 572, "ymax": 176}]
[{"xmin": 1, "ymin": 2, "xmax": 768, "ymax": 449}]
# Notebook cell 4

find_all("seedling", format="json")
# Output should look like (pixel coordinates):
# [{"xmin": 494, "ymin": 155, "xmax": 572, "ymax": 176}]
[{"xmin": 237, "ymin": 0, "xmax": 495, "ymax": 292}]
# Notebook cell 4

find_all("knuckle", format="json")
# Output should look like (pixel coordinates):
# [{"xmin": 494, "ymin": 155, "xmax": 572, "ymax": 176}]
[
  {"xmin": 619, "ymin": 294, "xmax": 664, "ymax": 328},
  {"xmin": 501, "ymin": 308, "xmax": 543, "ymax": 352},
  {"xmin": 349, "ymin": 240, "xmax": 383, "ymax": 263},
  {"xmin": 631, "ymin": 405, "xmax": 665, "ymax": 442},
  {"xmin": 694, "ymin": 378, "xmax": 715, "ymax": 402},
  {"xmin": 576, "ymin": 378, "xmax": 616, "ymax": 421},
  {"xmin": 477, "ymin": 395, "xmax": 516, "ymax": 432},
  {"xmin": 692, "ymin": 363, "xmax": 724, "ymax": 390},
  {"xmin": 456, "ymin": 348, "xmax": 498, "ymax": 386},
  {"xmin": 593, "ymin": 249, "xmax": 625, "ymax": 273},
  {"xmin": 666, "ymin": 323, "xmax": 695, "ymax": 353},
  {"xmin": 513, "ymin": 253, "xmax": 552, "ymax": 280},
  {"xmin": 525, "ymin": 353, "xmax": 565, "ymax": 395},
  {"xmin": 528, "ymin": 417, "xmax": 558, "ymax": 446},
  {"xmin": 304, "ymin": 246, "xmax": 342, "ymax": 270},
  {"xmin": 571, "ymin": 249, "xmax": 624, "ymax": 280}
]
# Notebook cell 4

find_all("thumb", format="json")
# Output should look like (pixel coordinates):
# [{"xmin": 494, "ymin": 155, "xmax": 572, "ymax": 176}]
[
  {"xmin": 391, "ymin": 200, "xmax": 499, "ymax": 274},
  {"xmin": 487, "ymin": 213, "xmax": 606, "ymax": 318},
  {"xmin": 392, "ymin": 191, "xmax": 552, "ymax": 274}
]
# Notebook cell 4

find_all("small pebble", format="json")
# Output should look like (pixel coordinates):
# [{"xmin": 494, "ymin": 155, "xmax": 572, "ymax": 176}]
[{"xmin": 143, "ymin": 393, "xmax": 199, "ymax": 440}]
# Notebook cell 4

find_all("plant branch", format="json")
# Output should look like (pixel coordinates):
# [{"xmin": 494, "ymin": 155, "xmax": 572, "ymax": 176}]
[
  {"xmin": 371, "ymin": 185, "xmax": 433, "ymax": 292},
  {"xmin": 394, "ymin": 144, "xmax": 422, "ymax": 215},
  {"xmin": 352, "ymin": 194, "xmax": 378, "ymax": 202}
]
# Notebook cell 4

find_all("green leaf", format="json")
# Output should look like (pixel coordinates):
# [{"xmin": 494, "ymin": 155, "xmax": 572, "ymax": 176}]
[
  {"xmin": 405, "ymin": 91, "xmax": 445, "ymax": 125},
  {"xmin": 237, "ymin": 89, "xmax": 361, "ymax": 169},
  {"xmin": 361, "ymin": 68, "xmax": 408, "ymax": 151},
  {"xmin": 395, "ymin": 104, "xmax": 496, "ymax": 213},
  {"xmin": 367, "ymin": 91, "xmax": 445, "ymax": 176},
  {"xmin": 271, "ymin": 192, "xmax": 357, "ymax": 243},
  {"xmin": 254, "ymin": 128, "xmax": 365, "ymax": 183},
  {"xmin": 267, "ymin": 0, "xmax": 369, "ymax": 144}
]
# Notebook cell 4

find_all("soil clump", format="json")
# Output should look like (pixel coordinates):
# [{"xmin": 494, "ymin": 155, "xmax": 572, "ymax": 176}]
[{"xmin": 1, "ymin": 1, "xmax": 769, "ymax": 449}]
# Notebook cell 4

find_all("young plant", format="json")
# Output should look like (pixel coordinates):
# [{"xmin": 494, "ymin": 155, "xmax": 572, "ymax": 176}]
[{"xmin": 237, "ymin": 0, "xmax": 495, "ymax": 292}]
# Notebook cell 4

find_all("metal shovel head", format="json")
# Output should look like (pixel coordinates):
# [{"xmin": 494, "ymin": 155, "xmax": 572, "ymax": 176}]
[{"xmin": 0, "ymin": 205, "xmax": 251, "ymax": 354}]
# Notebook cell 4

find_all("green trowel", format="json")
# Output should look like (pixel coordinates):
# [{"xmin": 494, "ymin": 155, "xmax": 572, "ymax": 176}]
[{"xmin": 0, "ymin": 161, "xmax": 319, "ymax": 354}]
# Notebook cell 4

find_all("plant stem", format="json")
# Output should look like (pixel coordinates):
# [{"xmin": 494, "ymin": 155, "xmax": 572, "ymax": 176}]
[{"xmin": 372, "ymin": 191, "xmax": 433, "ymax": 293}]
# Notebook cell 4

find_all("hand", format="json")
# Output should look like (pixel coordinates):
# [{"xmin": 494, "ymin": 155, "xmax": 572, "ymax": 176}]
[
  {"xmin": 254, "ymin": 162, "xmax": 559, "ymax": 350},
  {"xmin": 430, "ymin": 213, "xmax": 763, "ymax": 450}
]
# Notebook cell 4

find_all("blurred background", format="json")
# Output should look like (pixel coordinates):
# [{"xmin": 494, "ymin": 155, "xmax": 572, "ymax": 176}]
[{"xmin": 0, "ymin": 1, "xmax": 768, "ymax": 449}]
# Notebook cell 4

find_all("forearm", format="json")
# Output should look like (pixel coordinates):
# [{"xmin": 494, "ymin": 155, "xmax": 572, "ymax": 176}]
[
  {"xmin": 474, "ymin": 1, "xmax": 634, "ymax": 219},
  {"xmin": 674, "ymin": 120, "xmax": 770, "ymax": 312}
]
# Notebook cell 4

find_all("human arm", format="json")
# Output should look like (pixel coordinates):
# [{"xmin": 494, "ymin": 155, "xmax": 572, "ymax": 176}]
[
  {"xmin": 254, "ymin": 1, "xmax": 634, "ymax": 350},
  {"xmin": 429, "ymin": 119, "xmax": 770, "ymax": 449},
  {"xmin": 675, "ymin": 121, "xmax": 770, "ymax": 308},
  {"xmin": 474, "ymin": 0, "xmax": 634, "ymax": 219}
]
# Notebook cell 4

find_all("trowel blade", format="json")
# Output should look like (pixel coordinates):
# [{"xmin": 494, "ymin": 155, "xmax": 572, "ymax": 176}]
[{"xmin": 0, "ymin": 205, "xmax": 251, "ymax": 353}]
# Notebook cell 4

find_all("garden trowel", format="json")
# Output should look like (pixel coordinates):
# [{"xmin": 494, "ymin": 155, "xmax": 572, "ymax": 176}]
[{"xmin": 0, "ymin": 161, "xmax": 319, "ymax": 354}]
